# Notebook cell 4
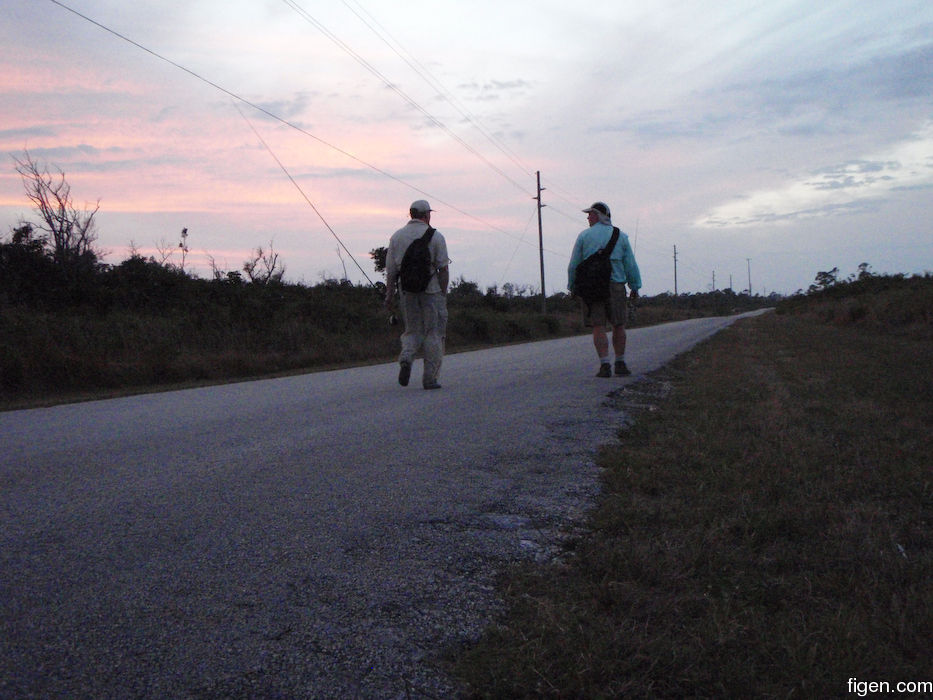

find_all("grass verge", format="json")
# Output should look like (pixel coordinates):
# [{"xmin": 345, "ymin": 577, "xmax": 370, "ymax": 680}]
[{"xmin": 453, "ymin": 310, "xmax": 932, "ymax": 697}]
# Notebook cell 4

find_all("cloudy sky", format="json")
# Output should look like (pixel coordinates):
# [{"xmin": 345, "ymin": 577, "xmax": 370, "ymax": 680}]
[{"xmin": 2, "ymin": 0, "xmax": 931, "ymax": 295}]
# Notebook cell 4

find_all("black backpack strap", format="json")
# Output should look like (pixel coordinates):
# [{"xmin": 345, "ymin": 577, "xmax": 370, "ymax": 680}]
[
  {"xmin": 423, "ymin": 227, "xmax": 436, "ymax": 272},
  {"xmin": 422, "ymin": 227, "xmax": 438, "ymax": 279},
  {"xmin": 602, "ymin": 227, "xmax": 620, "ymax": 257}
]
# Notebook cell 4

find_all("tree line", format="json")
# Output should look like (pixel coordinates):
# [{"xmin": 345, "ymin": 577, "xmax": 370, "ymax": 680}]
[{"xmin": 1, "ymin": 152, "xmax": 781, "ymax": 404}]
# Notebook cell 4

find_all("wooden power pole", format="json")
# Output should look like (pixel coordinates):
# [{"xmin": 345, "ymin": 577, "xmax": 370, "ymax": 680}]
[
  {"xmin": 536, "ymin": 171, "xmax": 546, "ymax": 313},
  {"xmin": 673, "ymin": 245, "xmax": 679, "ymax": 295}
]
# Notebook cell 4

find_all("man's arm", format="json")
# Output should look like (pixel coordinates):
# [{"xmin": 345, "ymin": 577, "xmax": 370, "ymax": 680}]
[
  {"xmin": 623, "ymin": 241, "xmax": 642, "ymax": 297},
  {"xmin": 437, "ymin": 265, "xmax": 450, "ymax": 295},
  {"xmin": 432, "ymin": 233, "xmax": 450, "ymax": 294},
  {"xmin": 384, "ymin": 244, "xmax": 398, "ymax": 309},
  {"xmin": 384, "ymin": 278, "xmax": 397, "ymax": 309},
  {"xmin": 568, "ymin": 234, "xmax": 584, "ymax": 291}
]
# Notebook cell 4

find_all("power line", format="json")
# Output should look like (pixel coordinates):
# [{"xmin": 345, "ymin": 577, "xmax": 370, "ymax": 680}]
[
  {"xmin": 45, "ymin": 1, "xmax": 403, "ymax": 189},
  {"xmin": 234, "ymin": 103, "xmax": 376, "ymax": 287},
  {"xmin": 498, "ymin": 207, "xmax": 538, "ymax": 284},
  {"xmin": 342, "ymin": 0, "xmax": 535, "ymax": 181},
  {"xmin": 279, "ymin": 0, "xmax": 533, "ymax": 197},
  {"xmin": 44, "ymin": 0, "xmax": 554, "ymax": 255},
  {"xmin": 322, "ymin": 3, "xmax": 629, "ymax": 252}
]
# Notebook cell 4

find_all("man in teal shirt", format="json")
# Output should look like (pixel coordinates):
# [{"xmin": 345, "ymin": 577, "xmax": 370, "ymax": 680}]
[{"xmin": 568, "ymin": 202, "xmax": 642, "ymax": 377}]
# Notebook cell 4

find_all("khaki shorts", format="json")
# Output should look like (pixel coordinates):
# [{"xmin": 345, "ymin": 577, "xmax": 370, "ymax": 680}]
[{"xmin": 581, "ymin": 282, "xmax": 628, "ymax": 328}]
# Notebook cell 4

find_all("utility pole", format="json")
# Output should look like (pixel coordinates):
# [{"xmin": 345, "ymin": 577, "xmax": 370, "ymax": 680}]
[
  {"xmin": 712, "ymin": 271, "xmax": 716, "ymax": 291},
  {"xmin": 536, "ymin": 171, "xmax": 546, "ymax": 313},
  {"xmin": 673, "ymin": 245, "xmax": 678, "ymax": 295},
  {"xmin": 746, "ymin": 258, "xmax": 752, "ymax": 296}
]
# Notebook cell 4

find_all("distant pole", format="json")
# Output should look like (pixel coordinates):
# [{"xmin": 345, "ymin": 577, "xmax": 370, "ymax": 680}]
[
  {"xmin": 673, "ymin": 245, "xmax": 678, "ymax": 295},
  {"xmin": 746, "ymin": 258, "xmax": 752, "ymax": 296},
  {"xmin": 712, "ymin": 271, "xmax": 716, "ymax": 291},
  {"xmin": 536, "ymin": 171, "xmax": 547, "ymax": 313}
]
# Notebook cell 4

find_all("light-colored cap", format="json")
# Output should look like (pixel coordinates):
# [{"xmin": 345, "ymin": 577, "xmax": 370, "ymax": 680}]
[{"xmin": 410, "ymin": 200, "xmax": 434, "ymax": 215}]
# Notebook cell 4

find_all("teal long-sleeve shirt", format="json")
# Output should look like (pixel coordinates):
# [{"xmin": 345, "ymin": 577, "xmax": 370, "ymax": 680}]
[{"xmin": 567, "ymin": 222, "xmax": 642, "ymax": 291}]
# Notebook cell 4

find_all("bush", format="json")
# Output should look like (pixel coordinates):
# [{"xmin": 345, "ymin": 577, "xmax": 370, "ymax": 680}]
[
  {"xmin": 778, "ymin": 272, "xmax": 932, "ymax": 336},
  {"xmin": 0, "ymin": 248, "xmax": 777, "ymax": 406}
]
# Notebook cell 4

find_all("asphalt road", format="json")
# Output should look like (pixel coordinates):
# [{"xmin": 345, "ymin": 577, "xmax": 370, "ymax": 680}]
[{"xmin": 0, "ymin": 312, "xmax": 763, "ymax": 698}]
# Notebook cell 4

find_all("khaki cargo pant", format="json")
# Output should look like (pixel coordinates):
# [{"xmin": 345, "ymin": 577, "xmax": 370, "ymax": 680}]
[{"xmin": 398, "ymin": 291, "xmax": 447, "ymax": 386}]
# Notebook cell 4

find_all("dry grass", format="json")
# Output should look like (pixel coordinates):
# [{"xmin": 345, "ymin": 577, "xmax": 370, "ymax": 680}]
[{"xmin": 454, "ymin": 291, "xmax": 932, "ymax": 698}]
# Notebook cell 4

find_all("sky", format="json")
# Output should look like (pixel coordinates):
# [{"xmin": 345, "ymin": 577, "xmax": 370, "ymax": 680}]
[{"xmin": 1, "ymin": 0, "xmax": 931, "ymax": 296}]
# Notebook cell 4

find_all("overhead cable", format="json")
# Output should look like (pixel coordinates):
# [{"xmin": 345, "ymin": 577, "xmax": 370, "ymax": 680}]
[
  {"xmin": 343, "ymin": 0, "xmax": 535, "ymax": 181},
  {"xmin": 45, "ymin": 0, "xmax": 559, "ymax": 254},
  {"xmin": 279, "ymin": 0, "xmax": 533, "ymax": 197},
  {"xmin": 234, "ymin": 103, "xmax": 377, "ymax": 287}
]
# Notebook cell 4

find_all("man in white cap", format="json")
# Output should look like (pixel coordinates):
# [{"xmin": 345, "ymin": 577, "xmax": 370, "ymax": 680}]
[
  {"xmin": 385, "ymin": 200, "xmax": 450, "ymax": 389},
  {"xmin": 568, "ymin": 201, "xmax": 642, "ymax": 377}
]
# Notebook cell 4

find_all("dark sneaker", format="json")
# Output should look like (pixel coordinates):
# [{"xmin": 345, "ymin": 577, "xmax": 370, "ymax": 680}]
[
  {"xmin": 615, "ymin": 360, "xmax": 631, "ymax": 376},
  {"xmin": 398, "ymin": 361, "xmax": 411, "ymax": 386},
  {"xmin": 596, "ymin": 363, "xmax": 612, "ymax": 378},
  {"xmin": 423, "ymin": 382, "xmax": 442, "ymax": 390}
]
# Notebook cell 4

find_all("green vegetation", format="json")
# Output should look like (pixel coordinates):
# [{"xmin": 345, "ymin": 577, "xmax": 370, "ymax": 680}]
[
  {"xmin": 1, "ymin": 152, "xmax": 772, "ymax": 408},
  {"xmin": 0, "ymin": 247, "xmax": 770, "ymax": 409},
  {"xmin": 452, "ymin": 272, "xmax": 932, "ymax": 697},
  {"xmin": 0, "ymin": 220, "xmax": 772, "ymax": 410}
]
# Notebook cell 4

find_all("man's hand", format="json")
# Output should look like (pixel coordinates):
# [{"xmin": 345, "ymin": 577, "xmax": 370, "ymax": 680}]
[{"xmin": 629, "ymin": 288, "xmax": 639, "ymax": 301}]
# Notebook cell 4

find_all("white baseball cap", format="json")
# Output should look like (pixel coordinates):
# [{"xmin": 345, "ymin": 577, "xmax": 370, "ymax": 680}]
[{"xmin": 410, "ymin": 200, "xmax": 434, "ymax": 215}]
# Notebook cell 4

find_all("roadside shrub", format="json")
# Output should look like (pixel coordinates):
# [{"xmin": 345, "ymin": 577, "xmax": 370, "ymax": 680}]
[
  {"xmin": 0, "ymin": 253, "xmax": 775, "ymax": 406},
  {"xmin": 778, "ymin": 272, "xmax": 932, "ymax": 336}
]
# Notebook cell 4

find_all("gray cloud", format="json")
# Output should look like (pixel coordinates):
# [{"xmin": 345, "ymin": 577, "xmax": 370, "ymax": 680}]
[
  {"xmin": 890, "ymin": 181, "xmax": 933, "ymax": 193},
  {"xmin": 597, "ymin": 40, "xmax": 933, "ymax": 146},
  {"xmin": 722, "ymin": 43, "xmax": 933, "ymax": 124},
  {"xmin": 457, "ymin": 78, "xmax": 533, "ymax": 101},
  {"xmin": 15, "ymin": 143, "xmax": 128, "ymax": 163},
  {"xmin": 253, "ymin": 91, "xmax": 318, "ymax": 122},
  {"xmin": 596, "ymin": 113, "xmax": 717, "ymax": 140},
  {"xmin": 1, "ymin": 126, "xmax": 57, "ymax": 141},
  {"xmin": 808, "ymin": 160, "xmax": 900, "ymax": 190},
  {"xmin": 701, "ymin": 198, "xmax": 882, "ymax": 228}
]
